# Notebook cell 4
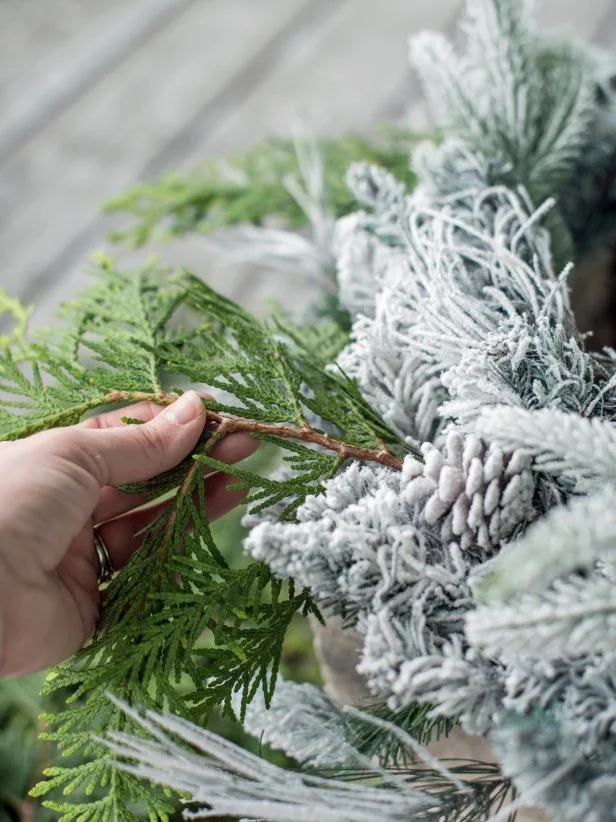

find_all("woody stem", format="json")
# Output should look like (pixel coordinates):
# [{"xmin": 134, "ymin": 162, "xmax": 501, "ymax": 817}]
[{"xmin": 104, "ymin": 390, "xmax": 405, "ymax": 471}]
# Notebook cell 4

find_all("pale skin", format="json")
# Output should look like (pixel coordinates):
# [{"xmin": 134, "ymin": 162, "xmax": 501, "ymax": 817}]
[{"xmin": 0, "ymin": 390, "xmax": 258, "ymax": 677}]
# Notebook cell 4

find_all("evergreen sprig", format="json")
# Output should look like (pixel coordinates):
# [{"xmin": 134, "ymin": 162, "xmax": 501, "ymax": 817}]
[
  {"xmin": 0, "ymin": 287, "xmax": 32, "ymax": 351},
  {"xmin": 104, "ymin": 698, "xmax": 515, "ymax": 822},
  {"xmin": 347, "ymin": 702, "xmax": 458, "ymax": 767},
  {"xmin": 0, "ymin": 258, "xmax": 413, "ymax": 819},
  {"xmin": 0, "ymin": 255, "xmax": 184, "ymax": 441},
  {"xmin": 331, "ymin": 763, "xmax": 514, "ymax": 822},
  {"xmin": 273, "ymin": 314, "xmax": 350, "ymax": 368},
  {"xmin": 103, "ymin": 131, "xmax": 419, "ymax": 247}
]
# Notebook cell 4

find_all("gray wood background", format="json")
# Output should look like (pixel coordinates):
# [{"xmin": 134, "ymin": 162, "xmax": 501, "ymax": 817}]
[{"xmin": 1, "ymin": 0, "xmax": 615, "ymax": 329}]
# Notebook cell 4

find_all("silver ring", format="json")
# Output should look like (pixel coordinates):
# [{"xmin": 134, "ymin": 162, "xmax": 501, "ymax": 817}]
[{"xmin": 94, "ymin": 529, "xmax": 114, "ymax": 585}]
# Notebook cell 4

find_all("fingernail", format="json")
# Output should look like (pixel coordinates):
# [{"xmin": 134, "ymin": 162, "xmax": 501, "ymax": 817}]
[{"xmin": 162, "ymin": 391, "xmax": 202, "ymax": 425}]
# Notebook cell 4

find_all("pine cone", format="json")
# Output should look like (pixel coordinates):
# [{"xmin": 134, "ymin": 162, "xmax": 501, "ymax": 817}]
[{"xmin": 402, "ymin": 430, "xmax": 536, "ymax": 554}]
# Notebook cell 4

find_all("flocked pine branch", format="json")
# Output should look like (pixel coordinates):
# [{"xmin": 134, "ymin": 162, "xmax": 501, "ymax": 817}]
[
  {"xmin": 478, "ymin": 405, "xmax": 616, "ymax": 489},
  {"xmin": 467, "ymin": 572, "xmax": 616, "ymax": 660},
  {"xmin": 492, "ymin": 708, "xmax": 616, "ymax": 822},
  {"xmin": 410, "ymin": 0, "xmax": 594, "ymax": 203},
  {"xmin": 409, "ymin": 0, "xmax": 604, "ymax": 271},
  {"xmin": 104, "ymin": 705, "xmax": 432, "ymax": 822},
  {"xmin": 103, "ymin": 696, "xmax": 515, "ymax": 822},
  {"xmin": 239, "ymin": 679, "xmax": 456, "ymax": 770},
  {"xmin": 220, "ymin": 2, "xmax": 616, "ymax": 817},
  {"xmin": 469, "ymin": 485, "xmax": 616, "ymax": 604}
]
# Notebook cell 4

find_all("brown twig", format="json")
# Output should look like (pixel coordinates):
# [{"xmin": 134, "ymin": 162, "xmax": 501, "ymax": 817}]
[{"xmin": 104, "ymin": 390, "xmax": 405, "ymax": 471}]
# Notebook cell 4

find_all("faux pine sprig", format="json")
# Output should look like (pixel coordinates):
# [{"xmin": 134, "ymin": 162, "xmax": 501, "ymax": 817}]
[
  {"xmin": 0, "ymin": 256, "xmax": 413, "ymax": 818},
  {"xmin": 240, "ymin": 678, "xmax": 457, "ymax": 770},
  {"xmin": 104, "ymin": 695, "xmax": 514, "ymax": 822}
]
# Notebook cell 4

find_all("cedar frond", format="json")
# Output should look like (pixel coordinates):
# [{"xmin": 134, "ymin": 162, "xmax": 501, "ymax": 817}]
[{"xmin": 0, "ymin": 257, "xmax": 411, "ymax": 818}]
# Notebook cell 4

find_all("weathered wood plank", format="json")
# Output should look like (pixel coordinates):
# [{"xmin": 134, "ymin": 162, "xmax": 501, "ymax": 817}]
[
  {"xmin": 0, "ymin": 0, "xmax": 127, "ymax": 95},
  {"xmin": 26, "ymin": 0, "xmax": 465, "ymax": 327},
  {"xmin": 0, "ymin": 0, "xmax": 194, "ymax": 163},
  {"xmin": 20, "ymin": 0, "xmax": 463, "ymax": 328},
  {"xmin": 179, "ymin": 0, "xmax": 462, "ymax": 310},
  {"xmin": 0, "ymin": 0, "xmax": 323, "ymax": 310},
  {"xmin": 194, "ymin": 0, "xmax": 461, "ymax": 156}
]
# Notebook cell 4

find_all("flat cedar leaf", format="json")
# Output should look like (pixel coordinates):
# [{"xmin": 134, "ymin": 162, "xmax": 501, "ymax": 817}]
[{"xmin": 273, "ymin": 314, "xmax": 350, "ymax": 368}]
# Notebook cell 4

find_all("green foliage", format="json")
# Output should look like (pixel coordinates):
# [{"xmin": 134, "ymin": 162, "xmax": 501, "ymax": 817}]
[
  {"xmin": 413, "ymin": 4, "xmax": 593, "ymax": 205},
  {"xmin": 331, "ymin": 761, "xmax": 514, "ymax": 822},
  {"xmin": 348, "ymin": 702, "xmax": 458, "ymax": 768},
  {"xmin": 0, "ymin": 255, "xmax": 182, "ymax": 441},
  {"xmin": 0, "ymin": 488, "xmax": 317, "ymax": 820},
  {"xmin": 0, "ymin": 288, "xmax": 31, "ymax": 351},
  {"xmin": 103, "ymin": 130, "xmax": 419, "ymax": 246},
  {"xmin": 0, "ymin": 257, "xmax": 412, "ymax": 819},
  {"xmin": 329, "ymin": 705, "xmax": 512, "ymax": 821},
  {"xmin": 273, "ymin": 314, "xmax": 350, "ymax": 367}
]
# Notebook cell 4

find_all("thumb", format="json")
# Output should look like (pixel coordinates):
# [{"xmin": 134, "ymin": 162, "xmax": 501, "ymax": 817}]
[{"xmin": 75, "ymin": 390, "xmax": 207, "ymax": 487}]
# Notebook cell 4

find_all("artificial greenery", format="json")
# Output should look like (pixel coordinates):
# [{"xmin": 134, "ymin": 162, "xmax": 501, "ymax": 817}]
[
  {"xmin": 347, "ymin": 702, "xmax": 458, "ymax": 767},
  {"xmin": 103, "ymin": 130, "xmax": 419, "ymax": 247},
  {"xmin": 0, "ymin": 254, "xmax": 415, "ymax": 818},
  {"xmin": 105, "ymin": 695, "xmax": 516, "ymax": 822}
]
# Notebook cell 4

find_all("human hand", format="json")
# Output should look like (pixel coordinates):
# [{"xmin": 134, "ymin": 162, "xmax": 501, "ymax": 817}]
[{"xmin": 0, "ymin": 391, "xmax": 257, "ymax": 676}]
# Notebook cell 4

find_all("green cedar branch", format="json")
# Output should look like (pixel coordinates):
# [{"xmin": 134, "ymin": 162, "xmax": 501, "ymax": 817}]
[
  {"xmin": 0, "ymin": 259, "xmax": 414, "ymax": 818},
  {"xmin": 33, "ymin": 425, "xmax": 314, "ymax": 817},
  {"xmin": 103, "ymin": 130, "xmax": 420, "ymax": 247}
]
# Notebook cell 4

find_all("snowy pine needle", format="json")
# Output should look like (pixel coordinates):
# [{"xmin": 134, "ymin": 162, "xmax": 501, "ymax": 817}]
[
  {"xmin": 469, "ymin": 486, "xmax": 616, "ymax": 604},
  {"xmin": 478, "ymin": 406, "xmax": 616, "ymax": 489},
  {"xmin": 104, "ymin": 696, "xmax": 513, "ymax": 822},
  {"xmin": 468, "ymin": 574, "xmax": 616, "ymax": 660}
]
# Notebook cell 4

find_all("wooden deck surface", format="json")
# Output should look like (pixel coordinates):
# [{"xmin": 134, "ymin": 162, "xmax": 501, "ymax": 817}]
[{"xmin": 1, "ymin": 0, "xmax": 615, "ymax": 329}]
